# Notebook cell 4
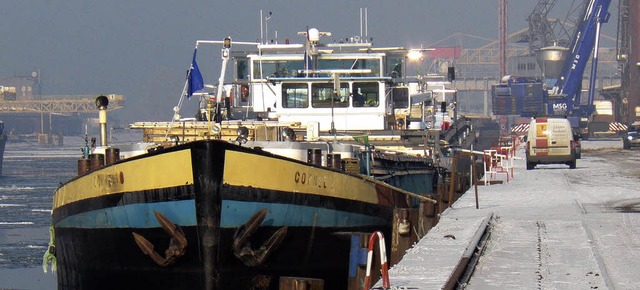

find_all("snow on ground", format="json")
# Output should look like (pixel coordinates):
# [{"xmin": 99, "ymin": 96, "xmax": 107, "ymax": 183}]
[{"xmin": 383, "ymin": 138, "xmax": 640, "ymax": 289}]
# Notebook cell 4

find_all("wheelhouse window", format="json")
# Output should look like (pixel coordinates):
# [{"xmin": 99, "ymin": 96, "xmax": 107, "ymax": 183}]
[
  {"xmin": 391, "ymin": 87, "xmax": 409, "ymax": 109},
  {"xmin": 235, "ymin": 59, "xmax": 249, "ymax": 80},
  {"xmin": 385, "ymin": 52, "xmax": 405, "ymax": 78},
  {"xmin": 251, "ymin": 56, "xmax": 382, "ymax": 78},
  {"xmin": 282, "ymin": 84, "xmax": 308, "ymax": 108},
  {"xmin": 253, "ymin": 59, "xmax": 303, "ymax": 79},
  {"xmin": 352, "ymin": 82, "xmax": 379, "ymax": 107},
  {"xmin": 316, "ymin": 59, "xmax": 380, "ymax": 77},
  {"xmin": 311, "ymin": 83, "xmax": 349, "ymax": 108}
]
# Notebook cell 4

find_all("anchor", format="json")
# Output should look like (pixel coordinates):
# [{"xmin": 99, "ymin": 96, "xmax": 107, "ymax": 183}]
[
  {"xmin": 132, "ymin": 211, "xmax": 187, "ymax": 267},
  {"xmin": 233, "ymin": 208, "xmax": 288, "ymax": 267}
]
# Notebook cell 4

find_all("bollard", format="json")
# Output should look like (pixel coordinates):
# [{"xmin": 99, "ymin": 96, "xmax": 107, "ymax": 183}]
[
  {"xmin": 77, "ymin": 159, "xmax": 90, "ymax": 176},
  {"xmin": 307, "ymin": 149, "xmax": 322, "ymax": 166},
  {"xmin": 89, "ymin": 153, "xmax": 104, "ymax": 170},
  {"xmin": 105, "ymin": 148, "xmax": 120, "ymax": 165},
  {"xmin": 326, "ymin": 153, "xmax": 342, "ymax": 170}
]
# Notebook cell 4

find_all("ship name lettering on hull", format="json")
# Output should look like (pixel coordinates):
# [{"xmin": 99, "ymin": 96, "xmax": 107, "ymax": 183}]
[
  {"xmin": 94, "ymin": 172, "xmax": 124, "ymax": 191},
  {"xmin": 294, "ymin": 171, "xmax": 328, "ymax": 189}
]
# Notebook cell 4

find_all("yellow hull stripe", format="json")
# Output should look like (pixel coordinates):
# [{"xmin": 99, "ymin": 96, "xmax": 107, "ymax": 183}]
[
  {"xmin": 53, "ymin": 149, "xmax": 194, "ymax": 209},
  {"xmin": 223, "ymin": 151, "xmax": 378, "ymax": 204}
]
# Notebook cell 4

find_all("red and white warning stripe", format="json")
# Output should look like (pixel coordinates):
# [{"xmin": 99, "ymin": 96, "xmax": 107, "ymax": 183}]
[
  {"xmin": 609, "ymin": 122, "xmax": 628, "ymax": 132},
  {"xmin": 511, "ymin": 123, "xmax": 529, "ymax": 135},
  {"xmin": 363, "ymin": 231, "xmax": 390, "ymax": 290}
]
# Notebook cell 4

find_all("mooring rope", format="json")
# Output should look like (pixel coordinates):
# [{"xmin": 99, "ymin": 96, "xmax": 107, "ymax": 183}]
[{"xmin": 42, "ymin": 225, "xmax": 57, "ymax": 273}]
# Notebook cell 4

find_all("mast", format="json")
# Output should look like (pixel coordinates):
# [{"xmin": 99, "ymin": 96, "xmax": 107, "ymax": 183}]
[{"xmin": 498, "ymin": 0, "xmax": 508, "ymax": 77}]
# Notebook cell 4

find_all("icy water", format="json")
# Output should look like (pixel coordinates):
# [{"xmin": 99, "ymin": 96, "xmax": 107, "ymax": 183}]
[{"xmin": 0, "ymin": 133, "xmax": 137, "ymax": 289}]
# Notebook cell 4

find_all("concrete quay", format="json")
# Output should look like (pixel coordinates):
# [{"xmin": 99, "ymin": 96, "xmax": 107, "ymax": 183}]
[{"xmin": 377, "ymin": 140, "xmax": 639, "ymax": 289}]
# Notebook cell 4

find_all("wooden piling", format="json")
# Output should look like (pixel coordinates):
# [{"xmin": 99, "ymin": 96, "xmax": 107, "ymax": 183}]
[
  {"xmin": 448, "ymin": 157, "xmax": 458, "ymax": 208},
  {"xmin": 418, "ymin": 200, "xmax": 439, "ymax": 237},
  {"xmin": 280, "ymin": 277, "xmax": 324, "ymax": 290},
  {"xmin": 390, "ymin": 208, "xmax": 419, "ymax": 265}
]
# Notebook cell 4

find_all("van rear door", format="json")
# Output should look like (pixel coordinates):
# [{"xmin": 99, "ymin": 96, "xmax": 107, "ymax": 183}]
[{"xmin": 532, "ymin": 118, "xmax": 571, "ymax": 156}]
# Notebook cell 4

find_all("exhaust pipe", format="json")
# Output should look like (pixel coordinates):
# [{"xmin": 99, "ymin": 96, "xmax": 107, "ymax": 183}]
[{"xmin": 95, "ymin": 96, "xmax": 109, "ymax": 147}]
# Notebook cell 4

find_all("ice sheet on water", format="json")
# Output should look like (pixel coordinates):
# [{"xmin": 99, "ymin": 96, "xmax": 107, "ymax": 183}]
[
  {"xmin": 0, "ymin": 222, "xmax": 34, "ymax": 225},
  {"xmin": 0, "ymin": 204, "xmax": 25, "ymax": 207},
  {"xmin": 0, "ymin": 185, "xmax": 35, "ymax": 192},
  {"xmin": 30, "ymin": 209, "xmax": 52, "ymax": 214}
]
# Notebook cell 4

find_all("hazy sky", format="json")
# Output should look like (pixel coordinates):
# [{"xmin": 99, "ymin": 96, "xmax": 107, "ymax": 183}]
[{"xmin": 0, "ymin": 1, "xmax": 616, "ymax": 123}]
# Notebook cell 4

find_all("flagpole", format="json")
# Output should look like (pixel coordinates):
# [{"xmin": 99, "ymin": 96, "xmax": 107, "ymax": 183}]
[
  {"xmin": 176, "ymin": 80, "xmax": 189, "ymax": 116},
  {"xmin": 165, "ymin": 80, "xmax": 189, "ymax": 140},
  {"xmin": 166, "ymin": 43, "xmax": 198, "ymax": 141}
]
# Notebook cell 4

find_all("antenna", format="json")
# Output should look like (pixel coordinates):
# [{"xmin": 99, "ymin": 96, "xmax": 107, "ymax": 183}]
[
  {"xmin": 365, "ymin": 7, "xmax": 368, "ymax": 41},
  {"xmin": 265, "ymin": 11, "xmax": 273, "ymax": 44},
  {"xmin": 358, "ymin": 8, "xmax": 369, "ymax": 43},
  {"xmin": 360, "ymin": 8, "xmax": 363, "ymax": 40}
]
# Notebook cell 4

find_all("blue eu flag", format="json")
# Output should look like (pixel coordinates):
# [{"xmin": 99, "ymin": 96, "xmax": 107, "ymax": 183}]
[{"xmin": 187, "ymin": 48, "xmax": 204, "ymax": 99}]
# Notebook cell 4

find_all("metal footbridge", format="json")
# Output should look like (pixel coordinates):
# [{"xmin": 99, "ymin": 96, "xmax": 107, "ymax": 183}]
[{"xmin": 0, "ymin": 94, "xmax": 124, "ymax": 114}]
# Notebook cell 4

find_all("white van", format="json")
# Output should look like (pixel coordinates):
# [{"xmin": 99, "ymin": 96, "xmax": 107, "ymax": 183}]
[{"xmin": 525, "ymin": 117, "xmax": 577, "ymax": 170}]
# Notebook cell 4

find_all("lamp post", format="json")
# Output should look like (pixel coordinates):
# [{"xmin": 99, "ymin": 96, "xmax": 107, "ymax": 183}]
[{"xmin": 407, "ymin": 48, "xmax": 434, "ymax": 130}]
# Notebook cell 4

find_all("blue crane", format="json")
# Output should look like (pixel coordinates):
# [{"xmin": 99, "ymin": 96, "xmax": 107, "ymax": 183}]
[
  {"xmin": 547, "ymin": 0, "xmax": 611, "ymax": 118},
  {"xmin": 492, "ymin": 0, "xmax": 612, "ymax": 135}
]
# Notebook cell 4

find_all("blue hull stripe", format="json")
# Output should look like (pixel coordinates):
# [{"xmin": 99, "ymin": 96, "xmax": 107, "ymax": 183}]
[
  {"xmin": 56, "ymin": 199, "xmax": 387, "ymax": 229},
  {"xmin": 56, "ymin": 200, "xmax": 197, "ymax": 228}
]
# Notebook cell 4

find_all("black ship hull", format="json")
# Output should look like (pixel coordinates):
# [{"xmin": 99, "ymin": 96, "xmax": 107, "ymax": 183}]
[{"xmin": 52, "ymin": 140, "xmax": 417, "ymax": 289}]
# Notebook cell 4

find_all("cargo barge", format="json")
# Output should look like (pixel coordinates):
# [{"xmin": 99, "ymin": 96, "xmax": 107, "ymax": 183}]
[{"xmin": 45, "ymin": 20, "xmax": 497, "ymax": 289}]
